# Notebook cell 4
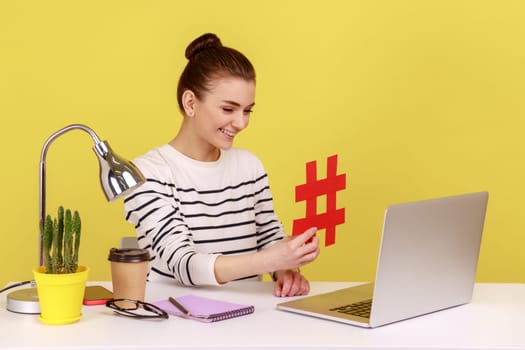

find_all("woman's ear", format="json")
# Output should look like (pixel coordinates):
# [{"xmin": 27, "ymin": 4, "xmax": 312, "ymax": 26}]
[{"xmin": 182, "ymin": 90, "xmax": 196, "ymax": 117}]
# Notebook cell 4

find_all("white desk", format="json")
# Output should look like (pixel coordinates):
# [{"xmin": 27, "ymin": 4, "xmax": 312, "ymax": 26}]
[{"xmin": 1, "ymin": 281, "xmax": 524, "ymax": 350}]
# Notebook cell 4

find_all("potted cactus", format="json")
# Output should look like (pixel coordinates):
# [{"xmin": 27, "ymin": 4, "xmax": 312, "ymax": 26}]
[
  {"xmin": 42, "ymin": 206, "xmax": 81, "ymax": 274},
  {"xmin": 33, "ymin": 206, "xmax": 90, "ymax": 325}
]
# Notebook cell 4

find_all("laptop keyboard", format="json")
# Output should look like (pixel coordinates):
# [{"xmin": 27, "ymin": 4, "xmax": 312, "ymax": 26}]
[{"xmin": 330, "ymin": 299, "xmax": 372, "ymax": 318}]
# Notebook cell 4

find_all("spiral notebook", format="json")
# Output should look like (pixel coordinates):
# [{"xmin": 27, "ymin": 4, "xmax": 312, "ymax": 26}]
[{"xmin": 153, "ymin": 294, "xmax": 255, "ymax": 323}]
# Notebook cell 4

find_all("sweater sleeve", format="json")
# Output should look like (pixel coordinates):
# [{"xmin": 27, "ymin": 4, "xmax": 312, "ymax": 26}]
[
  {"xmin": 252, "ymin": 158, "xmax": 286, "ymax": 249},
  {"xmin": 123, "ymin": 157, "xmax": 220, "ymax": 286}
]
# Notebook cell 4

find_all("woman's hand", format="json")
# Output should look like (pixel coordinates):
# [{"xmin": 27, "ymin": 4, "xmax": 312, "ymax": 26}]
[
  {"xmin": 264, "ymin": 227, "xmax": 319, "ymax": 272},
  {"xmin": 267, "ymin": 227, "xmax": 320, "ymax": 297},
  {"xmin": 273, "ymin": 269, "xmax": 311, "ymax": 297}
]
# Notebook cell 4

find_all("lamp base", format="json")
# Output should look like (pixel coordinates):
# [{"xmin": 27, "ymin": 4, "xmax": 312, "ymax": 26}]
[{"xmin": 6, "ymin": 287, "xmax": 40, "ymax": 314}]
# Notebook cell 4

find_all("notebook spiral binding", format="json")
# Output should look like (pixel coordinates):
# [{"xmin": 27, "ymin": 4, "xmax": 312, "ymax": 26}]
[{"xmin": 206, "ymin": 305, "xmax": 255, "ymax": 322}]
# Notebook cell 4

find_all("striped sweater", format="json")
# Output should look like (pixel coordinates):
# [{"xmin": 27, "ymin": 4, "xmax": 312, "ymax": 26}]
[{"xmin": 124, "ymin": 144, "xmax": 285, "ymax": 286}]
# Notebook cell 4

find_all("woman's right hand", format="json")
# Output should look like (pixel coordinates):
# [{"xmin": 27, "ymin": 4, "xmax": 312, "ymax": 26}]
[{"xmin": 264, "ymin": 227, "xmax": 320, "ymax": 272}]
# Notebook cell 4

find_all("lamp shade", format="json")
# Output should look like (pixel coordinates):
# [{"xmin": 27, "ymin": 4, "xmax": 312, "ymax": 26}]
[{"xmin": 93, "ymin": 140, "xmax": 145, "ymax": 201}]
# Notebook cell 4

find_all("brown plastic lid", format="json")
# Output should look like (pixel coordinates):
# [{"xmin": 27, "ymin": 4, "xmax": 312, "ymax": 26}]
[{"xmin": 108, "ymin": 248, "xmax": 150, "ymax": 263}]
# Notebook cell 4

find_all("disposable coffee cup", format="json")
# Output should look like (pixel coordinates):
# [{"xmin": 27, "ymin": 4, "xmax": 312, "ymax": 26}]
[{"xmin": 108, "ymin": 248, "xmax": 150, "ymax": 309}]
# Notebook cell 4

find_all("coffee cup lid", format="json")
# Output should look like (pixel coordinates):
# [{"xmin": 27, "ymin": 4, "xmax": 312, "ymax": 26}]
[{"xmin": 108, "ymin": 248, "xmax": 150, "ymax": 263}]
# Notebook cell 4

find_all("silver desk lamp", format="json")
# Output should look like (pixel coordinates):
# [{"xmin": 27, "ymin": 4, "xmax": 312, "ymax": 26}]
[{"xmin": 6, "ymin": 124, "xmax": 145, "ymax": 314}]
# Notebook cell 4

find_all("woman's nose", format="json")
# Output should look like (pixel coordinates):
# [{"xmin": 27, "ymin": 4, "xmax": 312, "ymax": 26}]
[{"xmin": 231, "ymin": 113, "xmax": 249, "ymax": 130}]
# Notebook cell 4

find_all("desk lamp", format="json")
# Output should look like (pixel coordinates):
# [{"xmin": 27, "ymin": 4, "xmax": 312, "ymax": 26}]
[{"xmin": 6, "ymin": 124, "xmax": 145, "ymax": 314}]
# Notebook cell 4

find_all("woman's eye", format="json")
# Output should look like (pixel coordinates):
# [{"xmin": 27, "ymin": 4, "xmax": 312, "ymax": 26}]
[{"xmin": 222, "ymin": 108, "xmax": 234, "ymax": 113}]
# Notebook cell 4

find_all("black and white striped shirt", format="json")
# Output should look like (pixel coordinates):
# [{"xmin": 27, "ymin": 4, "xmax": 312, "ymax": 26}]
[{"xmin": 124, "ymin": 144, "xmax": 284, "ymax": 285}]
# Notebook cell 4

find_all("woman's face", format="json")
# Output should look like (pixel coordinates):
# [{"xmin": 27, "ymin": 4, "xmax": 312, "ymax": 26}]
[{"xmin": 192, "ymin": 77, "xmax": 255, "ymax": 152}]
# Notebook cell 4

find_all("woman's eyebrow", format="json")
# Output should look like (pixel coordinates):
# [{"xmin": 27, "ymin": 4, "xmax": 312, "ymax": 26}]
[{"xmin": 222, "ymin": 100, "xmax": 256, "ymax": 108}]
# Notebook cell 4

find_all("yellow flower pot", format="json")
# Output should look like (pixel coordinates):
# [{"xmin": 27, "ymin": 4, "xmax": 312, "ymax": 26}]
[{"xmin": 33, "ymin": 265, "xmax": 89, "ymax": 325}]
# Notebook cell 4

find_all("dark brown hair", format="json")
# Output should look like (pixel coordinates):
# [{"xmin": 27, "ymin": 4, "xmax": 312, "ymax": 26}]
[{"xmin": 176, "ymin": 33, "xmax": 256, "ymax": 113}]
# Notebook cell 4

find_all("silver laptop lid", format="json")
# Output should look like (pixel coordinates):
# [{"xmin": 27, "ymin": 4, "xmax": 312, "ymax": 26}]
[{"xmin": 369, "ymin": 191, "xmax": 488, "ymax": 327}]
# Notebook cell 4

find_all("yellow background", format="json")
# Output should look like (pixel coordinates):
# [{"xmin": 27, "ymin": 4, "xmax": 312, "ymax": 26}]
[{"xmin": 1, "ymin": 1, "xmax": 524, "ymax": 287}]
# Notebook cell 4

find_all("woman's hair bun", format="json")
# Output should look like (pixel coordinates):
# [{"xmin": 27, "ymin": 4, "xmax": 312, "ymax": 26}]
[{"xmin": 185, "ymin": 33, "xmax": 223, "ymax": 60}]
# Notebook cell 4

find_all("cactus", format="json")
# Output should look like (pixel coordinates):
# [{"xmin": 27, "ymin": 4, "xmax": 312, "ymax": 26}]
[
  {"xmin": 56, "ymin": 206, "xmax": 64, "ymax": 270},
  {"xmin": 42, "ymin": 206, "xmax": 82, "ymax": 274},
  {"xmin": 72, "ymin": 211, "xmax": 81, "ymax": 273},
  {"xmin": 63, "ymin": 209, "xmax": 73, "ymax": 273},
  {"xmin": 42, "ymin": 215, "xmax": 53, "ymax": 273},
  {"xmin": 51, "ymin": 218, "xmax": 60, "ymax": 273}
]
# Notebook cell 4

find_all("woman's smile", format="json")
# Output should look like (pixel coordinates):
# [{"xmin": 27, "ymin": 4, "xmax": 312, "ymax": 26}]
[{"xmin": 220, "ymin": 128, "xmax": 236, "ymax": 138}]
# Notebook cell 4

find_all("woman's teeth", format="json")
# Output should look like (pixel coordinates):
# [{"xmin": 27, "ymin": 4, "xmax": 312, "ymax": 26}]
[{"xmin": 221, "ymin": 129, "xmax": 235, "ymax": 137}]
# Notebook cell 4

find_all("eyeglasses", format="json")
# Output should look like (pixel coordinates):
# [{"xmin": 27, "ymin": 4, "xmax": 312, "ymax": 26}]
[{"xmin": 106, "ymin": 299, "xmax": 169, "ymax": 320}]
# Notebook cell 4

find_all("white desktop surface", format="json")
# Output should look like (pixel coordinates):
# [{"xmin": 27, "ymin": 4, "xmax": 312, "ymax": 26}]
[{"xmin": 1, "ymin": 281, "xmax": 524, "ymax": 350}]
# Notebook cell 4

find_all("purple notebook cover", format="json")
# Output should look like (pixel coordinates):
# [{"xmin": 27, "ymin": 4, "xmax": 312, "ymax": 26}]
[{"xmin": 153, "ymin": 294, "xmax": 254, "ymax": 322}]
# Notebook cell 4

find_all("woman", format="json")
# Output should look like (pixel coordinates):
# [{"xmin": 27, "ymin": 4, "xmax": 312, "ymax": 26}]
[{"xmin": 124, "ymin": 33, "xmax": 319, "ymax": 297}]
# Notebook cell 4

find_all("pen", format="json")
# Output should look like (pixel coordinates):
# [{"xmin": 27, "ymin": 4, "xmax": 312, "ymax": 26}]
[{"xmin": 169, "ymin": 296, "xmax": 191, "ymax": 316}]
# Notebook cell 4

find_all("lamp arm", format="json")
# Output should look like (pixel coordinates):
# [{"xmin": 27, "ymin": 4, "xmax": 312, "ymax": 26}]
[{"xmin": 38, "ymin": 124, "xmax": 102, "ymax": 266}]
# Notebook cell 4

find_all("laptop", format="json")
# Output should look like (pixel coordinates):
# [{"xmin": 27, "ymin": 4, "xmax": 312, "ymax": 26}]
[{"xmin": 277, "ymin": 191, "xmax": 489, "ymax": 328}]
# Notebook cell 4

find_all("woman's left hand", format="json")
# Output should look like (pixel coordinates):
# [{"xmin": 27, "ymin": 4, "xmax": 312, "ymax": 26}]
[{"xmin": 273, "ymin": 269, "xmax": 310, "ymax": 297}]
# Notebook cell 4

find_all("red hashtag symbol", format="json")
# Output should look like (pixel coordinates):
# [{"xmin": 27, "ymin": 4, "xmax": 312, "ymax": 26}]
[{"xmin": 292, "ymin": 155, "xmax": 346, "ymax": 246}]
